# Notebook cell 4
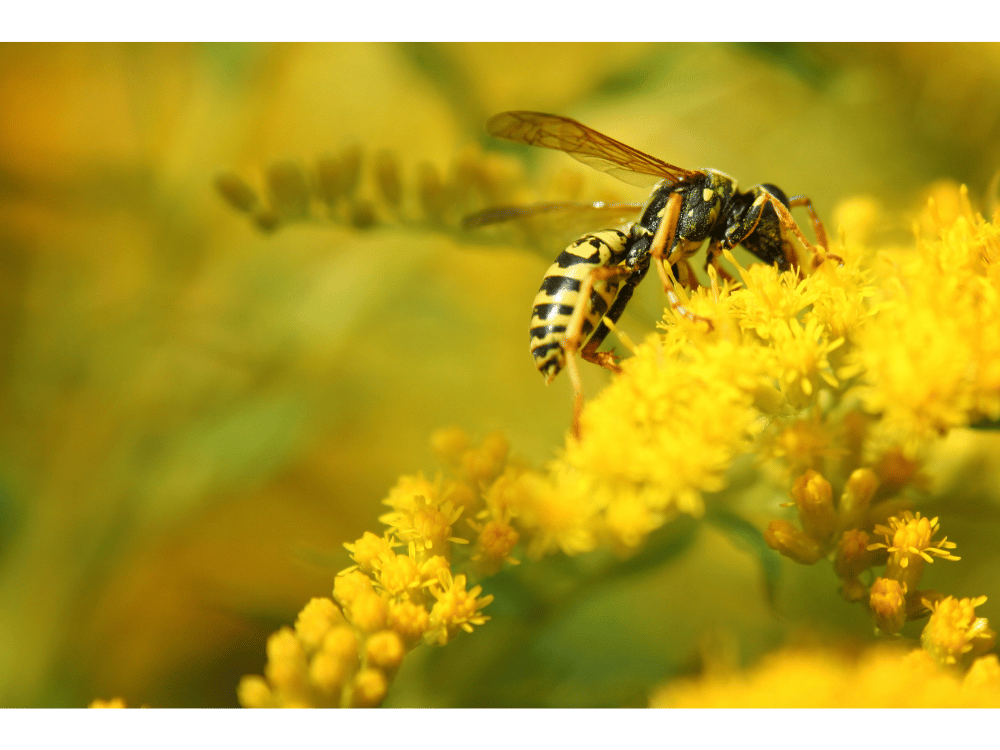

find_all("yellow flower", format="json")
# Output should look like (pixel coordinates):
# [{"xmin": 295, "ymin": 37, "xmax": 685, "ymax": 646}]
[
  {"xmin": 869, "ymin": 577, "xmax": 908, "ymax": 635},
  {"xmin": 851, "ymin": 186, "xmax": 1000, "ymax": 442},
  {"xmin": 764, "ymin": 520, "xmax": 824, "ymax": 565},
  {"xmin": 237, "ymin": 183, "xmax": 1000, "ymax": 709},
  {"xmin": 89, "ymin": 697, "xmax": 128, "ymax": 708},
  {"xmin": 833, "ymin": 529, "xmax": 875, "ymax": 582},
  {"xmin": 375, "ymin": 553, "xmax": 423, "ymax": 597},
  {"xmin": 365, "ymin": 630, "xmax": 406, "ymax": 671},
  {"xmin": 294, "ymin": 597, "xmax": 346, "ymax": 652},
  {"xmin": 387, "ymin": 600, "xmax": 431, "ymax": 646},
  {"xmin": 789, "ymin": 469, "xmax": 836, "ymax": 543},
  {"xmin": 650, "ymin": 646, "xmax": 1000, "ymax": 707},
  {"xmin": 343, "ymin": 532, "xmax": 397, "ymax": 573},
  {"xmin": 427, "ymin": 570, "xmax": 494, "ymax": 645},
  {"xmin": 470, "ymin": 519, "xmax": 520, "ymax": 573},
  {"xmin": 868, "ymin": 511, "xmax": 959, "ymax": 591},
  {"xmin": 921, "ymin": 595, "xmax": 996, "ymax": 669},
  {"xmin": 379, "ymin": 475, "xmax": 467, "ymax": 555}
]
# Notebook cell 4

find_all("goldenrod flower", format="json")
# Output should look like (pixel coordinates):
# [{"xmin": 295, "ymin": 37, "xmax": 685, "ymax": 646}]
[
  {"xmin": 921, "ymin": 595, "xmax": 996, "ymax": 669},
  {"xmin": 764, "ymin": 519, "xmax": 825, "ymax": 565},
  {"xmin": 851, "ymin": 186, "xmax": 1000, "ymax": 443},
  {"xmin": 237, "ymin": 183, "xmax": 999, "ymax": 709},
  {"xmin": 387, "ymin": 600, "xmax": 431, "ymax": 646},
  {"xmin": 868, "ymin": 511, "xmax": 959, "ymax": 591},
  {"xmin": 365, "ymin": 631, "xmax": 406, "ymax": 671},
  {"xmin": 834, "ymin": 528, "xmax": 875, "ymax": 582},
  {"xmin": 294, "ymin": 597, "xmax": 347, "ymax": 652},
  {"xmin": 376, "ymin": 552, "xmax": 423, "ymax": 597},
  {"xmin": 333, "ymin": 569, "xmax": 375, "ymax": 608},
  {"xmin": 790, "ymin": 469, "xmax": 836, "ymax": 543},
  {"xmin": 470, "ymin": 518, "xmax": 520, "ymax": 575},
  {"xmin": 343, "ymin": 532, "xmax": 397, "ymax": 574},
  {"xmin": 351, "ymin": 668, "xmax": 389, "ymax": 708},
  {"xmin": 89, "ymin": 697, "xmax": 128, "ymax": 708},
  {"xmin": 427, "ymin": 570, "xmax": 494, "ymax": 645},
  {"xmin": 838, "ymin": 468, "xmax": 879, "ymax": 531},
  {"xmin": 869, "ymin": 577, "xmax": 908, "ymax": 635},
  {"xmin": 650, "ymin": 646, "xmax": 1000, "ymax": 707},
  {"xmin": 379, "ymin": 474, "xmax": 467, "ymax": 555}
]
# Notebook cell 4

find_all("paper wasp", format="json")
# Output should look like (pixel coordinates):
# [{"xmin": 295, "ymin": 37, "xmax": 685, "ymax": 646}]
[{"xmin": 465, "ymin": 111, "xmax": 835, "ymax": 438}]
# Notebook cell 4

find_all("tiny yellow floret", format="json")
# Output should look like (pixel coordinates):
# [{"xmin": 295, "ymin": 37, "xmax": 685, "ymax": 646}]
[
  {"xmin": 351, "ymin": 668, "xmax": 388, "ymax": 708},
  {"xmin": 365, "ymin": 630, "xmax": 406, "ymax": 671},
  {"xmin": 791, "ymin": 469, "xmax": 836, "ymax": 542},
  {"xmin": 764, "ymin": 519, "xmax": 824, "ymax": 564},
  {"xmin": 921, "ymin": 595, "xmax": 994, "ymax": 669},
  {"xmin": 869, "ymin": 577, "xmax": 908, "ymax": 635},
  {"xmin": 868, "ymin": 511, "xmax": 959, "ymax": 591},
  {"xmin": 294, "ymin": 597, "xmax": 345, "ymax": 652}
]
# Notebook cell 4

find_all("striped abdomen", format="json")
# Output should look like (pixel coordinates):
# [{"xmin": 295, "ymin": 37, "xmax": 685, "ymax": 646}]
[{"xmin": 529, "ymin": 229, "xmax": 629, "ymax": 383}]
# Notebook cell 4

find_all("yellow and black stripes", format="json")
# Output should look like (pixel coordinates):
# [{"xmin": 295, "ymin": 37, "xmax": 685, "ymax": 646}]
[{"xmin": 529, "ymin": 229, "xmax": 629, "ymax": 383}]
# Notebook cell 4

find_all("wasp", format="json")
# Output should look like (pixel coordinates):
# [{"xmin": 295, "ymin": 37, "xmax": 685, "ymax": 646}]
[{"xmin": 466, "ymin": 111, "xmax": 836, "ymax": 439}]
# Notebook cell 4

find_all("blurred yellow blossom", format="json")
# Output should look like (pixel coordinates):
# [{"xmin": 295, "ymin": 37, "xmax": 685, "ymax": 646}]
[
  {"xmin": 650, "ymin": 646, "xmax": 1000, "ymax": 708},
  {"xmin": 88, "ymin": 697, "xmax": 128, "ymax": 708},
  {"xmin": 922, "ymin": 595, "xmax": 996, "ymax": 669}
]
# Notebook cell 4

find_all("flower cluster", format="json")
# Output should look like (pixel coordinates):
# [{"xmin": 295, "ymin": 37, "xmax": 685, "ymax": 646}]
[
  {"xmin": 239, "ymin": 184, "xmax": 998, "ymax": 708},
  {"xmin": 749, "ymin": 188, "xmax": 998, "ymax": 666},
  {"xmin": 650, "ymin": 645, "xmax": 1000, "ymax": 707},
  {"xmin": 238, "ymin": 429, "xmax": 511, "ymax": 707}
]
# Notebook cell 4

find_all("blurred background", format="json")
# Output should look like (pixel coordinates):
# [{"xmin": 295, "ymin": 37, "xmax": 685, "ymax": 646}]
[{"xmin": 2, "ymin": 43, "xmax": 1000, "ymax": 707}]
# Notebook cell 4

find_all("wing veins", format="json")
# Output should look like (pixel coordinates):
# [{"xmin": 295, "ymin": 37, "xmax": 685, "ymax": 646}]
[{"xmin": 486, "ymin": 111, "xmax": 700, "ymax": 188}]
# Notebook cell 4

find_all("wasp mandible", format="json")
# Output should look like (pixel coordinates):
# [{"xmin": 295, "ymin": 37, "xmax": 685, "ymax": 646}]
[{"xmin": 466, "ymin": 111, "xmax": 835, "ymax": 439}]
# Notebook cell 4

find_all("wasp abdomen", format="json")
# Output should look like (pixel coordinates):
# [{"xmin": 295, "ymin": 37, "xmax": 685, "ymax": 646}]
[{"xmin": 529, "ymin": 229, "xmax": 629, "ymax": 384}]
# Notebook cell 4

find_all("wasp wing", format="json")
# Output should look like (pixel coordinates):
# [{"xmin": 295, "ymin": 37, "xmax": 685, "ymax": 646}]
[
  {"xmin": 486, "ymin": 111, "xmax": 700, "ymax": 188},
  {"xmin": 462, "ymin": 201, "xmax": 642, "ymax": 230},
  {"xmin": 461, "ymin": 201, "xmax": 643, "ymax": 258}
]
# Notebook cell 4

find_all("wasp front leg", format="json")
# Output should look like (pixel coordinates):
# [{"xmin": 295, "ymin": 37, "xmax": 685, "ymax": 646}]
[
  {"xmin": 746, "ymin": 191, "xmax": 841, "ymax": 271},
  {"xmin": 787, "ymin": 194, "xmax": 829, "ymax": 253},
  {"xmin": 648, "ymin": 191, "xmax": 714, "ymax": 330},
  {"xmin": 769, "ymin": 194, "xmax": 842, "ymax": 269},
  {"xmin": 705, "ymin": 239, "xmax": 737, "ymax": 285}
]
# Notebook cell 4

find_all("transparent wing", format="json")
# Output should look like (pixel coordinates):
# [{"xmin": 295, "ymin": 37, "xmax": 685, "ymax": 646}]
[
  {"xmin": 462, "ymin": 201, "xmax": 643, "ymax": 230},
  {"xmin": 486, "ymin": 111, "xmax": 701, "ymax": 188},
  {"xmin": 461, "ymin": 201, "xmax": 643, "ymax": 257}
]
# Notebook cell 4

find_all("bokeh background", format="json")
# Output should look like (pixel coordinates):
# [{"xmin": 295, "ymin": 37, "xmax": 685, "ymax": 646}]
[{"xmin": 2, "ymin": 42, "xmax": 1000, "ymax": 708}]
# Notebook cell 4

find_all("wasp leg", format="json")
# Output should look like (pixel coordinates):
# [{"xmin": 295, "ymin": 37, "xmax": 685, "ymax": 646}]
[
  {"xmin": 649, "ymin": 192, "xmax": 713, "ymax": 330},
  {"xmin": 763, "ymin": 194, "xmax": 843, "ymax": 270},
  {"xmin": 705, "ymin": 239, "xmax": 737, "ymax": 285},
  {"xmin": 562, "ymin": 264, "xmax": 633, "ymax": 439},
  {"xmin": 579, "ymin": 260, "xmax": 650, "ymax": 369},
  {"xmin": 787, "ymin": 194, "xmax": 829, "ymax": 251}
]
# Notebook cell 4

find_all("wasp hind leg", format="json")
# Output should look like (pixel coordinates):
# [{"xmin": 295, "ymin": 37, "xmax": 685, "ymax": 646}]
[{"xmin": 562, "ymin": 264, "xmax": 633, "ymax": 439}]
